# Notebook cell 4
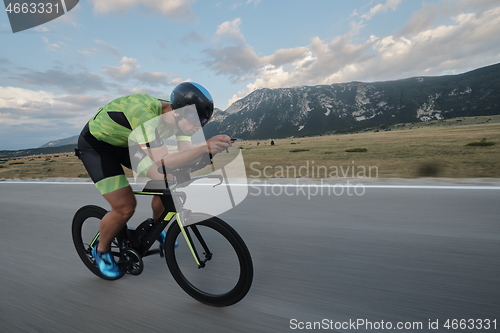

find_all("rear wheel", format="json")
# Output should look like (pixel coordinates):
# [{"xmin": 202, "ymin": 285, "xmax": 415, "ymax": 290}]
[
  {"xmin": 72, "ymin": 205, "xmax": 126, "ymax": 280},
  {"xmin": 165, "ymin": 213, "xmax": 253, "ymax": 306}
]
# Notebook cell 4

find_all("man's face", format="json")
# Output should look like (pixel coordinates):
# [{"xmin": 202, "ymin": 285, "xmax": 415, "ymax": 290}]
[{"xmin": 177, "ymin": 117, "xmax": 201, "ymax": 136}]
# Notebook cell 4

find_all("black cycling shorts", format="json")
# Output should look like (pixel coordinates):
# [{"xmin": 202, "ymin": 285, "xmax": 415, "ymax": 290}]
[{"xmin": 77, "ymin": 123, "xmax": 133, "ymax": 194}]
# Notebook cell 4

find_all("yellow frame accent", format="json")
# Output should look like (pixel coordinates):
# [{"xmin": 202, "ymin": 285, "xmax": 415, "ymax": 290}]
[
  {"xmin": 164, "ymin": 212, "xmax": 176, "ymax": 221},
  {"xmin": 176, "ymin": 213, "xmax": 201, "ymax": 266}
]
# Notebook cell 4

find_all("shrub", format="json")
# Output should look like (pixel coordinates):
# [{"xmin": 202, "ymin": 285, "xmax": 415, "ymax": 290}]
[
  {"xmin": 417, "ymin": 162, "xmax": 442, "ymax": 177},
  {"xmin": 345, "ymin": 148, "xmax": 367, "ymax": 152},
  {"xmin": 290, "ymin": 149, "xmax": 309, "ymax": 153},
  {"xmin": 466, "ymin": 138, "xmax": 495, "ymax": 147}
]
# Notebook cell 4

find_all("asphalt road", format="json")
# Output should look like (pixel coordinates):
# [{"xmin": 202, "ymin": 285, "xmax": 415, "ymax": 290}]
[{"xmin": 0, "ymin": 182, "xmax": 499, "ymax": 332}]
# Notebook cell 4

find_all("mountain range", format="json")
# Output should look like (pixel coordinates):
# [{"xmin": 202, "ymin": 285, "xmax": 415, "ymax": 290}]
[
  {"xmin": 5, "ymin": 62, "xmax": 499, "ymax": 156},
  {"xmin": 203, "ymin": 62, "xmax": 500, "ymax": 139},
  {"xmin": 39, "ymin": 135, "xmax": 79, "ymax": 148}
]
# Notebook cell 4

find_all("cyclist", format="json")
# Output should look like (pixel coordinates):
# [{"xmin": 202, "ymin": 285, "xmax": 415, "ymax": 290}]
[{"xmin": 76, "ymin": 82, "xmax": 231, "ymax": 278}]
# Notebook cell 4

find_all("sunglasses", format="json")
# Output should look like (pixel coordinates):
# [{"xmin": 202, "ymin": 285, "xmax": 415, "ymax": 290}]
[{"xmin": 184, "ymin": 110, "xmax": 209, "ymax": 127}]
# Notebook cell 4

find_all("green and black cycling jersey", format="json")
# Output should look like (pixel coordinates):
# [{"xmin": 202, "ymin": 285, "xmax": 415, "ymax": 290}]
[
  {"xmin": 89, "ymin": 94, "xmax": 191, "ymax": 147},
  {"xmin": 78, "ymin": 94, "xmax": 190, "ymax": 195}
]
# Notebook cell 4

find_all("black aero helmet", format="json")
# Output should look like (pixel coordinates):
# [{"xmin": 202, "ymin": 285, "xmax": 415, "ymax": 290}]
[{"xmin": 170, "ymin": 82, "xmax": 214, "ymax": 127}]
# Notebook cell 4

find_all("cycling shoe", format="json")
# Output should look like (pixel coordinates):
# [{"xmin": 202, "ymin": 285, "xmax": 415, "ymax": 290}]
[
  {"xmin": 157, "ymin": 230, "xmax": 178, "ymax": 248},
  {"xmin": 92, "ymin": 245, "xmax": 122, "ymax": 279}
]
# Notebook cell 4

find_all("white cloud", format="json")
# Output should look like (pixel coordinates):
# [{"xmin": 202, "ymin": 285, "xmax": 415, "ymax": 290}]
[
  {"xmin": 0, "ymin": 86, "xmax": 93, "ymax": 131},
  {"xmin": 215, "ymin": 18, "xmax": 245, "ymax": 43},
  {"xmin": 366, "ymin": 5, "xmax": 500, "ymax": 77},
  {"xmin": 34, "ymin": 26, "xmax": 50, "ymax": 32},
  {"xmin": 17, "ymin": 68, "xmax": 108, "ymax": 94},
  {"xmin": 57, "ymin": 95, "xmax": 111, "ymax": 109},
  {"xmin": 209, "ymin": 3, "xmax": 500, "ymax": 107},
  {"xmin": 0, "ymin": 86, "xmax": 111, "ymax": 149},
  {"xmin": 118, "ymin": 86, "xmax": 167, "ymax": 97},
  {"xmin": 54, "ymin": 0, "xmax": 81, "ymax": 27},
  {"xmin": 261, "ymin": 47, "xmax": 310, "ymax": 68},
  {"xmin": 350, "ymin": 0, "xmax": 401, "ymax": 34},
  {"xmin": 0, "ymin": 58, "xmax": 12, "ymax": 67},
  {"xmin": 0, "ymin": 86, "xmax": 56, "ymax": 111},
  {"xmin": 101, "ymin": 56, "xmax": 185, "ymax": 87},
  {"xmin": 0, "ymin": 87, "xmax": 108, "ymax": 116},
  {"xmin": 135, "ymin": 72, "xmax": 170, "ymax": 85},
  {"xmin": 42, "ymin": 37, "xmax": 66, "ymax": 52},
  {"xmin": 78, "ymin": 40, "xmax": 122, "ymax": 60},
  {"xmin": 397, "ymin": 0, "xmax": 499, "ymax": 37},
  {"xmin": 94, "ymin": 40, "xmax": 121, "ymax": 57},
  {"xmin": 90, "ymin": 0, "xmax": 197, "ymax": 21},
  {"xmin": 204, "ymin": 45, "xmax": 261, "ymax": 81},
  {"xmin": 78, "ymin": 48, "xmax": 98, "ymax": 57},
  {"xmin": 180, "ymin": 30, "xmax": 205, "ymax": 45},
  {"xmin": 135, "ymin": 71, "xmax": 181, "ymax": 86},
  {"xmin": 102, "ymin": 56, "xmax": 139, "ymax": 81},
  {"xmin": 361, "ymin": 0, "xmax": 401, "ymax": 20}
]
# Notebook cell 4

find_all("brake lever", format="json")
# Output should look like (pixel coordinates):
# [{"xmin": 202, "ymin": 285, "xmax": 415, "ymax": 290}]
[
  {"xmin": 213, "ymin": 176, "xmax": 223, "ymax": 187},
  {"xmin": 204, "ymin": 174, "xmax": 224, "ymax": 187}
]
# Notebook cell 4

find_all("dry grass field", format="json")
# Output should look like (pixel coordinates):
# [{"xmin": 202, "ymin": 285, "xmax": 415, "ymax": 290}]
[
  {"xmin": 240, "ymin": 122, "xmax": 500, "ymax": 179},
  {"xmin": 1, "ymin": 119, "xmax": 499, "ymax": 180},
  {"xmin": 0, "ymin": 153, "xmax": 92, "ymax": 179}
]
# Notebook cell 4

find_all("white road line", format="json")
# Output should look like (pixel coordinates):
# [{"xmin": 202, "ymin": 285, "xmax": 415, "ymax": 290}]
[
  {"xmin": 1, "ymin": 182, "xmax": 95, "ymax": 185},
  {"xmin": 248, "ymin": 184, "xmax": 500, "ymax": 190},
  {"xmin": 1, "ymin": 181, "xmax": 500, "ymax": 190}
]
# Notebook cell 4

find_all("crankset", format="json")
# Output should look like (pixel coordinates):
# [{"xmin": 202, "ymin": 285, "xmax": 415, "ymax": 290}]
[{"xmin": 120, "ymin": 248, "xmax": 144, "ymax": 276}]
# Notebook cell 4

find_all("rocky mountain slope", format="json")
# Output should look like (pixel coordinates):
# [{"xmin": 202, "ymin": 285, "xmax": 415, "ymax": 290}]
[
  {"xmin": 204, "ymin": 63, "xmax": 500, "ymax": 139},
  {"xmin": 40, "ymin": 135, "xmax": 79, "ymax": 148}
]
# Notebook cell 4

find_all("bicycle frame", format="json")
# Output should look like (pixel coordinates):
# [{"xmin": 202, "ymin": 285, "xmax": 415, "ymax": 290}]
[
  {"xmin": 130, "ymin": 175, "xmax": 221, "ymax": 267},
  {"xmin": 86, "ymin": 172, "xmax": 224, "ymax": 268},
  {"xmin": 73, "ymin": 169, "xmax": 253, "ymax": 306}
]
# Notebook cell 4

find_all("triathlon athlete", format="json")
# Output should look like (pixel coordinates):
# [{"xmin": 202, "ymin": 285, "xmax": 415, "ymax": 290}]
[{"xmin": 76, "ymin": 82, "xmax": 231, "ymax": 278}]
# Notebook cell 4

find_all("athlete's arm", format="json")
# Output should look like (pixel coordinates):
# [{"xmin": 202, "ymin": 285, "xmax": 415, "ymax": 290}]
[
  {"xmin": 145, "ymin": 135, "xmax": 231, "ymax": 171},
  {"xmin": 176, "ymin": 137, "xmax": 193, "ymax": 152}
]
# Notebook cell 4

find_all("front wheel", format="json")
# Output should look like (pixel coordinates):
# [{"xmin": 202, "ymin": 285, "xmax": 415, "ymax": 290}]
[{"xmin": 164, "ymin": 213, "xmax": 253, "ymax": 307}]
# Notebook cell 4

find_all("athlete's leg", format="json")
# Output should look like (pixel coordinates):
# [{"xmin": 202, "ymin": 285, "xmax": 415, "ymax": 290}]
[
  {"xmin": 97, "ymin": 186, "xmax": 137, "ymax": 252},
  {"xmin": 151, "ymin": 196, "xmax": 164, "ymax": 221},
  {"xmin": 145, "ymin": 162, "xmax": 172, "ymax": 221}
]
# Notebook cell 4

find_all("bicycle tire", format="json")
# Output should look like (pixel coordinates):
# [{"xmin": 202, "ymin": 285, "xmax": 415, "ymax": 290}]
[
  {"xmin": 164, "ymin": 213, "xmax": 253, "ymax": 307},
  {"xmin": 72, "ymin": 205, "xmax": 125, "ymax": 280}
]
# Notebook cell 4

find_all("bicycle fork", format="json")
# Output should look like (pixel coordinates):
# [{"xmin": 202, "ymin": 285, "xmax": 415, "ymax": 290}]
[{"xmin": 175, "ymin": 211, "xmax": 212, "ymax": 268}]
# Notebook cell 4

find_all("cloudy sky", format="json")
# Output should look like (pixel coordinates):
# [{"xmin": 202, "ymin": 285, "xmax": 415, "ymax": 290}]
[{"xmin": 1, "ymin": 0, "xmax": 499, "ymax": 150}]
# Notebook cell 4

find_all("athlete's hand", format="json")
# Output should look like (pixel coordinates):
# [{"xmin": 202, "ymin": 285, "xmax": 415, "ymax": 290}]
[{"xmin": 206, "ymin": 135, "xmax": 231, "ymax": 154}]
